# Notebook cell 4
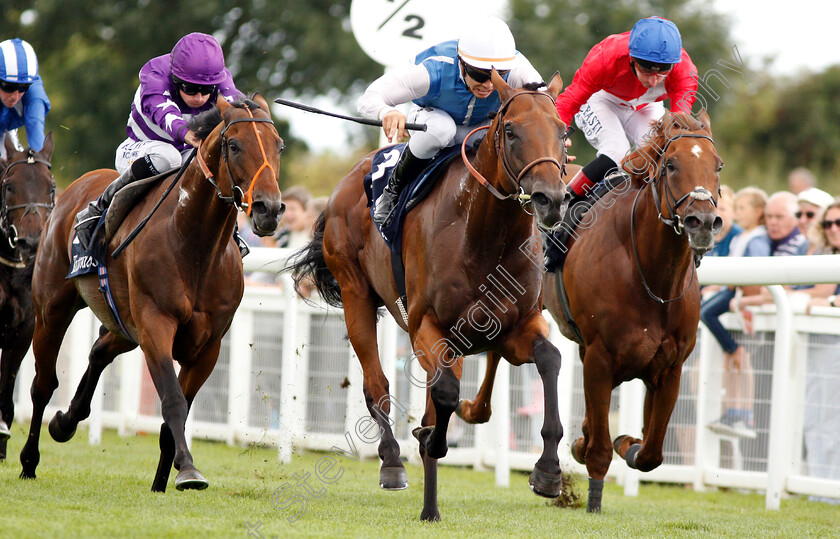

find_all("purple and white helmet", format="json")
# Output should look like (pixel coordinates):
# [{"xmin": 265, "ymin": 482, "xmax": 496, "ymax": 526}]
[{"xmin": 170, "ymin": 32, "xmax": 227, "ymax": 85}]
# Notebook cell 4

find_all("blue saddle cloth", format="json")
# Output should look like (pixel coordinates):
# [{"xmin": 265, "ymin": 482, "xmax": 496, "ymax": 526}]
[{"xmin": 363, "ymin": 144, "xmax": 461, "ymax": 252}]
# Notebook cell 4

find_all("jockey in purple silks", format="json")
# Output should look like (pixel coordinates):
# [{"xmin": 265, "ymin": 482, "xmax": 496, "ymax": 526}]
[{"xmin": 74, "ymin": 32, "xmax": 242, "ymax": 250}]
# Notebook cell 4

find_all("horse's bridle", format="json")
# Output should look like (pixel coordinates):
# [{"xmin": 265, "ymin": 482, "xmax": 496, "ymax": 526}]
[
  {"xmin": 460, "ymin": 90, "xmax": 567, "ymax": 209},
  {"xmin": 644, "ymin": 133, "xmax": 718, "ymax": 235},
  {"xmin": 196, "ymin": 105, "xmax": 279, "ymax": 216},
  {"xmin": 0, "ymin": 149, "xmax": 55, "ymax": 252},
  {"xmin": 630, "ymin": 131, "xmax": 719, "ymax": 304}
]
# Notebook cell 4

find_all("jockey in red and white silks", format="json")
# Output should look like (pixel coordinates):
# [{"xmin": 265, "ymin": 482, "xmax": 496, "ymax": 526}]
[{"xmin": 555, "ymin": 17, "xmax": 699, "ymax": 200}]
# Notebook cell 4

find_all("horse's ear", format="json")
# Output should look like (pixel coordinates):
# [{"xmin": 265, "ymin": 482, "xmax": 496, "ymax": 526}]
[
  {"xmin": 492, "ymin": 68, "xmax": 514, "ymax": 102},
  {"xmin": 697, "ymin": 110, "xmax": 712, "ymax": 132},
  {"xmin": 39, "ymin": 132, "xmax": 54, "ymax": 160},
  {"xmin": 217, "ymin": 95, "xmax": 232, "ymax": 113},
  {"xmin": 251, "ymin": 92, "xmax": 270, "ymax": 113},
  {"xmin": 546, "ymin": 72, "xmax": 563, "ymax": 101}
]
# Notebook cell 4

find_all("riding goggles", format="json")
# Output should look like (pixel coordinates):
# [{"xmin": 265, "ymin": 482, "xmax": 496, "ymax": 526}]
[
  {"xmin": 171, "ymin": 76, "xmax": 217, "ymax": 96},
  {"xmin": 0, "ymin": 80, "xmax": 31, "ymax": 94},
  {"xmin": 462, "ymin": 62, "xmax": 510, "ymax": 84}
]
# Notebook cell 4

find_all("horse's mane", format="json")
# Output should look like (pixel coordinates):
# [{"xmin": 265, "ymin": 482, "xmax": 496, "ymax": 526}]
[
  {"xmin": 622, "ymin": 112, "xmax": 711, "ymax": 180},
  {"xmin": 189, "ymin": 98, "xmax": 264, "ymax": 141}
]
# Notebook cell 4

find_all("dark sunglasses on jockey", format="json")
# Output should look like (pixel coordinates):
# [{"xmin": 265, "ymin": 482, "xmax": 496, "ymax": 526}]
[
  {"xmin": 822, "ymin": 218, "xmax": 840, "ymax": 230},
  {"xmin": 171, "ymin": 75, "xmax": 217, "ymax": 96},
  {"xmin": 461, "ymin": 60, "xmax": 510, "ymax": 84},
  {"xmin": 0, "ymin": 80, "xmax": 31, "ymax": 94},
  {"xmin": 632, "ymin": 57, "xmax": 673, "ymax": 75},
  {"xmin": 795, "ymin": 210, "xmax": 817, "ymax": 219}
]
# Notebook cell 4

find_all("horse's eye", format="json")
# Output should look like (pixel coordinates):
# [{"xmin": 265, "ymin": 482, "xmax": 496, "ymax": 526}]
[
  {"xmin": 665, "ymin": 161, "xmax": 676, "ymax": 172},
  {"xmin": 228, "ymin": 140, "xmax": 241, "ymax": 153},
  {"xmin": 504, "ymin": 123, "xmax": 516, "ymax": 139},
  {"xmin": 717, "ymin": 162, "xmax": 724, "ymax": 173}
]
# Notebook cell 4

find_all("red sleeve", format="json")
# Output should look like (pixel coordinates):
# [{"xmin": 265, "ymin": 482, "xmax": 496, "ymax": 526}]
[
  {"xmin": 665, "ymin": 50, "xmax": 699, "ymax": 114},
  {"xmin": 555, "ymin": 42, "xmax": 611, "ymax": 126}
]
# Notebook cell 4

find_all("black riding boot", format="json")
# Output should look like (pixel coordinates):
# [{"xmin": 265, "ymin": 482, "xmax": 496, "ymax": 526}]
[
  {"xmin": 373, "ymin": 147, "xmax": 430, "ymax": 227},
  {"xmin": 74, "ymin": 156, "xmax": 159, "ymax": 250}
]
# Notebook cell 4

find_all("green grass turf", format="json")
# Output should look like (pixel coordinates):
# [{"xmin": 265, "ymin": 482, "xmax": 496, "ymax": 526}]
[{"xmin": 0, "ymin": 424, "xmax": 836, "ymax": 538}]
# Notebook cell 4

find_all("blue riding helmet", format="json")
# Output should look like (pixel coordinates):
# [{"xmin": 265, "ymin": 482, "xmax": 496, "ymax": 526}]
[
  {"xmin": 0, "ymin": 38, "xmax": 39, "ymax": 83},
  {"xmin": 628, "ymin": 17, "xmax": 682, "ymax": 65}
]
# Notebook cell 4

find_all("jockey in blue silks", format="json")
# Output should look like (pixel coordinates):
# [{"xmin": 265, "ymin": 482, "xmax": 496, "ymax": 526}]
[
  {"xmin": 357, "ymin": 16, "xmax": 544, "ymax": 227},
  {"xmin": 0, "ymin": 38, "xmax": 50, "ymax": 159}
]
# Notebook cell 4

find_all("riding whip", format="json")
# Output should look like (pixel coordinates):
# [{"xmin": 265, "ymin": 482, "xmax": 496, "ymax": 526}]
[{"xmin": 273, "ymin": 98, "xmax": 427, "ymax": 132}]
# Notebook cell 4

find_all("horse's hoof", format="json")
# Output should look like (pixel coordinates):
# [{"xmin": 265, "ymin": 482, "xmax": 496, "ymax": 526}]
[
  {"xmin": 587, "ymin": 477, "xmax": 604, "ymax": 513},
  {"xmin": 48, "ymin": 412, "xmax": 76, "ymax": 443},
  {"xmin": 380, "ymin": 465, "xmax": 409, "ymax": 490},
  {"xmin": 570, "ymin": 436, "xmax": 586, "ymax": 465},
  {"xmin": 412, "ymin": 426, "xmax": 433, "ymax": 444},
  {"xmin": 175, "ymin": 467, "xmax": 209, "ymax": 491},
  {"xmin": 0, "ymin": 419, "xmax": 10, "ymax": 440},
  {"xmin": 612, "ymin": 435, "xmax": 633, "ymax": 454},
  {"xmin": 529, "ymin": 466, "xmax": 563, "ymax": 498},
  {"xmin": 420, "ymin": 508, "xmax": 440, "ymax": 522}
]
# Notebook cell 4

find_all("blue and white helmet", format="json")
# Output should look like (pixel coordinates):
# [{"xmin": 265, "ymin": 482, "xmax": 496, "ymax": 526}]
[{"xmin": 0, "ymin": 38, "xmax": 39, "ymax": 84}]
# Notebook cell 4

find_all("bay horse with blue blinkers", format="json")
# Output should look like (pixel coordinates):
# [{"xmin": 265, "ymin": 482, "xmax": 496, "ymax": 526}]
[
  {"xmin": 19, "ymin": 95, "xmax": 284, "ymax": 491},
  {"xmin": 291, "ymin": 72, "xmax": 568, "ymax": 521},
  {"xmin": 0, "ymin": 133, "xmax": 55, "ymax": 459}
]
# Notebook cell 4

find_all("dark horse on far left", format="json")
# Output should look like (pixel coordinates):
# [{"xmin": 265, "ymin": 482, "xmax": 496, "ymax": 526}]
[
  {"xmin": 291, "ymin": 72, "xmax": 568, "ymax": 521},
  {"xmin": 19, "ymin": 95, "xmax": 284, "ymax": 491},
  {"xmin": 0, "ymin": 133, "xmax": 55, "ymax": 460}
]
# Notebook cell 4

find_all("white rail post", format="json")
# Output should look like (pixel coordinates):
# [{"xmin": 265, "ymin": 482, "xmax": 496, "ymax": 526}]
[
  {"xmin": 278, "ymin": 273, "xmax": 299, "ymax": 463},
  {"xmin": 765, "ymin": 285, "xmax": 793, "ymax": 510},
  {"xmin": 492, "ymin": 359, "xmax": 510, "ymax": 488},
  {"xmin": 227, "ymin": 308, "xmax": 254, "ymax": 445},
  {"xmin": 618, "ymin": 379, "xmax": 644, "ymax": 496}
]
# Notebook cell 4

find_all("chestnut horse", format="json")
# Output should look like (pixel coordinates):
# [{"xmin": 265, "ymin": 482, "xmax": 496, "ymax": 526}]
[
  {"xmin": 291, "ymin": 72, "xmax": 568, "ymax": 521},
  {"xmin": 19, "ymin": 96, "xmax": 284, "ymax": 491},
  {"xmin": 0, "ymin": 134, "xmax": 55, "ymax": 459},
  {"xmin": 545, "ymin": 112, "xmax": 721, "ymax": 511}
]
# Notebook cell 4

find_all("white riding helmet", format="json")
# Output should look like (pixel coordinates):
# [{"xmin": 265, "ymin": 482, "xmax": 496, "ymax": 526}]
[{"xmin": 457, "ymin": 16, "xmax": 517, "ymax": 71}]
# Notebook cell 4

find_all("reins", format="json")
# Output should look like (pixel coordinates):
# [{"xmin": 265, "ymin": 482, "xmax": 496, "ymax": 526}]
[
  {"xmin": 460, "ymin": 91, "xmax": 566, "ymax": 208},
  {"xmin": 629, "ymin": 132, "xmax": 718, "ymax": 304}
]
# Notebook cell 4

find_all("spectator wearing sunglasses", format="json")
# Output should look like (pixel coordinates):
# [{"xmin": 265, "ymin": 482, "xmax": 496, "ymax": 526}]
[
  {"xmin": 74, "ymin": 32, "xmax": 241, "ymax": 249},
  {"xmin": 0, "ymin": 38, "xmax": 50, "ymax": 159},
  {"xmin": 796, "ymin": 187, "xmax": 834, "ymax": 253},
  {"xmin": 555, "ymin": 17, "xmax": 699, "ymax": 204},
  {"xmin": 357, "ymin": 16, "xmax": 544, "ymax": 226}
]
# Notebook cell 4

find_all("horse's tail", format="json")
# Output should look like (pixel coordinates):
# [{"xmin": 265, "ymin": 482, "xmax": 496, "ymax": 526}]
[{"xmin": 287, "ymin": 211, "xmax": 343, "ymax": 307}]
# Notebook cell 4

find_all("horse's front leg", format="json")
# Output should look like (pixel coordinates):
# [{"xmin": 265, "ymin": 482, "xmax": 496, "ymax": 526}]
[
  {"xmin": 0, "ymin": 328, "xmax": 35, "ymax": 458},
  {"xmin": 614, "ymin": 365, "xmax": 681, "ymax": 472},
  {"xmin": 139, "ymin": 313, "xmax": 207, "ymax": 492},
  {"xmin": 49, "ymin": 326, "xmax": 136, "ymax": 443},
  {"xmin": 340, "ymin": 283, "xmax": 407, "ymax": 490},
  {"xmin": 528, "ymin": 335, "xmax": 563, "ymax": 497},
  {"xmin": 411, "ymin": 316, "xmax": 462, "ymax": 521},
  {"xmin": 581, "ymin": 343, "xmax": 616, "ymax": 513}
]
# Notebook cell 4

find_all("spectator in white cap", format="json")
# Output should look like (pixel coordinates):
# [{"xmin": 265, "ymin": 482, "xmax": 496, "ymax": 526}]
[{"xmin": 797, "ymin": 187, "xmax": 834, "ymax": 253}]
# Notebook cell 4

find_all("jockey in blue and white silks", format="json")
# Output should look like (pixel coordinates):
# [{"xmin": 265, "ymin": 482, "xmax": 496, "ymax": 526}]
[
  {"xmin": 0, "ymin": 38, "xmax": 50, "ymax": 159},
  {"xmin": 357, "ymin": 16, "xmax": 544, "ymax": 227}
]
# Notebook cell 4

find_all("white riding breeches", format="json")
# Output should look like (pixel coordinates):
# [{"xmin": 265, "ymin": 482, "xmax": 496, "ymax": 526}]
[
  {"xmin": 574, "ymin": 91, "xmax": 665, "ymax": 166},
  {"xmin": 406, "ymin": 105, "xmax": 489, "ymax": 159},
  {"xmin": 115, "ymin": 138, "xmax": 188, "ymax": 174}
]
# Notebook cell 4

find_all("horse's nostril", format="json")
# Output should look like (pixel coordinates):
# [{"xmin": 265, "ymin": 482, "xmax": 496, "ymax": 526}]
[
  {"xmin": 712, "ymin": 216, "xmax": 723, "ymax": 233},
  {"xmin": 683, "ymin": 215, "xmax": 701, "ymax": 229}
]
